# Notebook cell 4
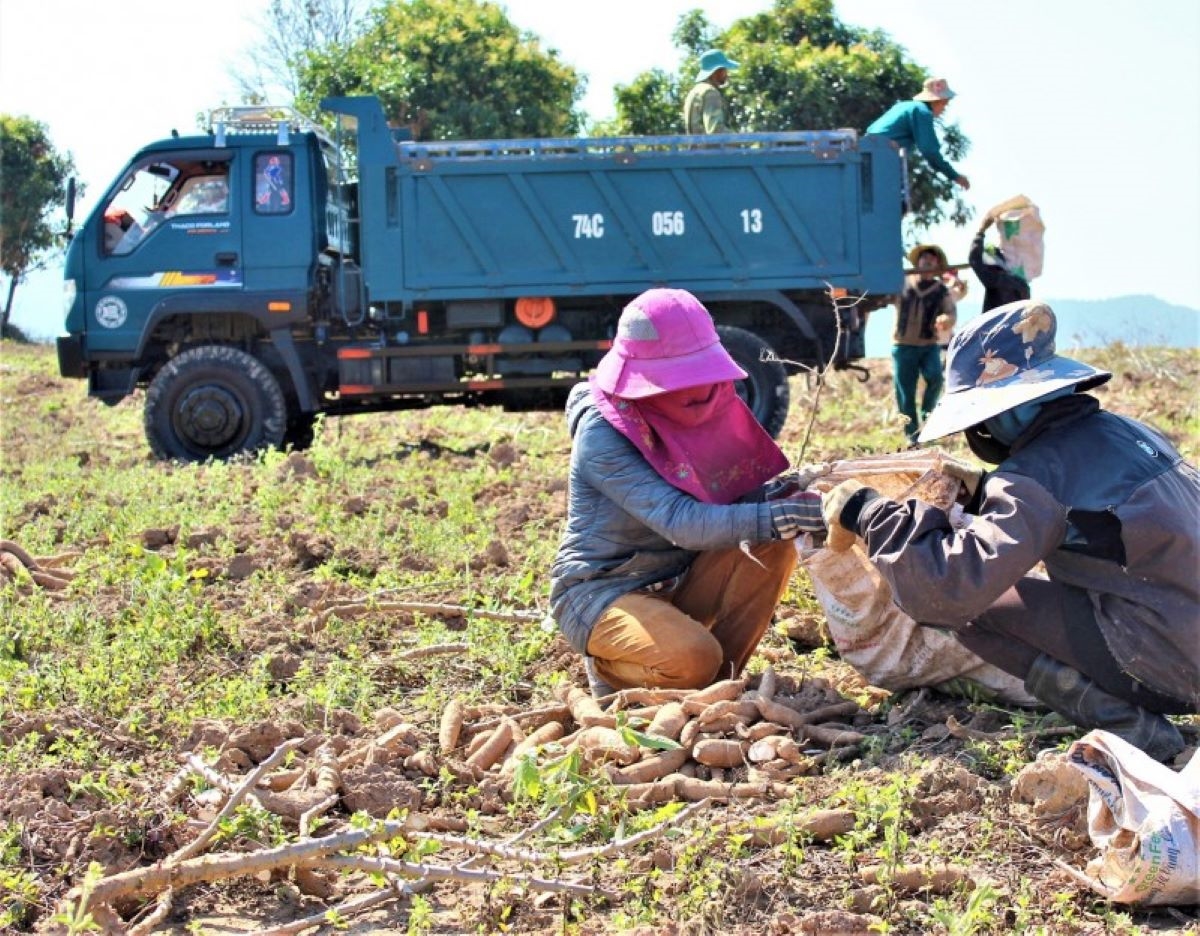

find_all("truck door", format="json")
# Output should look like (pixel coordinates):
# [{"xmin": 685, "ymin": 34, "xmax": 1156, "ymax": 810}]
[
  {"xmin": 238, "ymin": 147, "xmax": 316, "ymax": 297},
  {"xmin": 87, "ymin": 150, "xmax": 240, "ymax": 352}
]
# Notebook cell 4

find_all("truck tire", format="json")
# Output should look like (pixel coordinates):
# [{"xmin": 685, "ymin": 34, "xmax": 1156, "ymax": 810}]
[
  {"xmin": 716, "ymin": 325, "xmax": 790, "ymax": 438},
  {"xmin": 144, "ymin": 345, "xmax": 287, "ymax": 462}
]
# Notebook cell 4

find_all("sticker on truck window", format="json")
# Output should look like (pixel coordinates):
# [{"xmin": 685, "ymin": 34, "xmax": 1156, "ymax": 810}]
[
  {"xmin": 95, "ymin": 296, "xmax": 129, "ymax": 329},
  {"xmin": 572, "ymin": 213, "xmax": 604, "ymax": 239},
  {"xmin": 651, "ymin": 211, "xmax": 685, "ymax": 236},
  {"xmin": 255, "ymin": 153, "xmax": 293, "ymax": 214},
  {"xmin": 740, "ymin": 209, "xmax": 764, "ymax": 233}
]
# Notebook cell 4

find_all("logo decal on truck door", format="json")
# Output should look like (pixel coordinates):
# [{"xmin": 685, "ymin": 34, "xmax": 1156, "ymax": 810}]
[
  {"xmin": 95, "ymin": 296, "xmax": 129, "ymax": 329},
  {"xmin": 109, "ymin": 271, "xmax": 243, "ymax": 289}
]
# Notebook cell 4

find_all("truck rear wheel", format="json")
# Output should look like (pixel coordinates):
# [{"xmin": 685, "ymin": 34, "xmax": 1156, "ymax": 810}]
[
  {"xmin": 144, "ymin": 345, "xmax": 287, "ymax": 462},
  {"xmin": 716, "ymin": 325, "xmax": 790, "ymax": 438}
]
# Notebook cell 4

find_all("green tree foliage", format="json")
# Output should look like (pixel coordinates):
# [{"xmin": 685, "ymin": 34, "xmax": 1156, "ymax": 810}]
[
  {"xmin": 295, "ymin": 0, "xmax": 584, "ymax": 140},
  {"xmin": 611, "ymin": 0, "xmax": 970, "ymax": 229},
  {"xmin": 0, "ymin": 115, "xmax": 76, "ymax": 337}
]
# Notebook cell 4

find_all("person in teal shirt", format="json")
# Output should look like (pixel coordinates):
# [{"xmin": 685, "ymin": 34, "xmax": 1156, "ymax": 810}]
[{"xmin": 867, "ymin": 77, "xmax": 970, "ymax": 190}]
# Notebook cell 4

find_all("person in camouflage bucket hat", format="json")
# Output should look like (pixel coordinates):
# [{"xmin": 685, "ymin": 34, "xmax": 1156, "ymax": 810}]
[{"xmin": 822, "ymin": 300, "xmax": 1199, "ymax": 763}]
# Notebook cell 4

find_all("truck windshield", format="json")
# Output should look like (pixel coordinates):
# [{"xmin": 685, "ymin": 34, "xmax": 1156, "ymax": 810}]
[{"xmin": 102, "ymin": 157, "xmax": 230, "ymax": 256}]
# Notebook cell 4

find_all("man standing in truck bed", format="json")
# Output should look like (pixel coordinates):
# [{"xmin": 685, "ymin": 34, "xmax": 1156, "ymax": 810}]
[
  {"xmin": 867, "ymin": 77, "xmax": 970, "ymax": 191},
  {"xmin": 683, "ymin": 50, "xmax": 739, "ymax": 134}
]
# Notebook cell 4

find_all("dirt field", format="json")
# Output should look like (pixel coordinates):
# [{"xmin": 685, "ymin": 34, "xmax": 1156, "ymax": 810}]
[{"xmin": 1, "ymin": 338, "xmax": 1197, "ymax": 935}]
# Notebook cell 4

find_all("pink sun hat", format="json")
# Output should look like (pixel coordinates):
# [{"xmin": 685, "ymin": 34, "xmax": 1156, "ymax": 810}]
[{"xmin": 592, "ymin": 289, "xmax": 747, "ymax": 399}]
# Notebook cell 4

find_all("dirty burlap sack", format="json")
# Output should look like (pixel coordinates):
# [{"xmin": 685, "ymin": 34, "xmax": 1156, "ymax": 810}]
[
  {"xmin": 798, "ymin": 450, "xmax": 1038, "ymax": 705},
  {"xmin": 1066, "ymin": 730, "xmax": 1200, "ymax": 906}
]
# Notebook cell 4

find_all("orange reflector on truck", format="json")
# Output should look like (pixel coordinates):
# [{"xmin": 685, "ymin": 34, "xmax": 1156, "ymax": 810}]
[
  {"xmin": 829, "ymin": 287, "xmax": 848, "ymax": 299},
  {"xmin": 268, "ymin": 301, "xmax": 292, "ymax": 312},
  {"xmin": 417, "ymin": 309, "xmax": 429, "ymax": 334},
  {"xmin": 337, "ymin": 348, "xmax": 372, "ymax": 359},
  {"xmin": 515, "ymin": 296, "xmax": 556, "ymax": 329}
]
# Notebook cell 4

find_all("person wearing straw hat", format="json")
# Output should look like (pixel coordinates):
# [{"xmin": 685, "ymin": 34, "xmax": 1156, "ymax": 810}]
[
  {"xmin": 683, "ymin": 49, "xmax": 739, "ymax": 134},
  {"xmin": 867, "ymin": 77, "xmax": 970, "ymax": 190},
  {"xmin": 821, "ymin": 300, "xmax": 1199, "ymax": 762},
  {"xmin": 550, "ymin": 288, "xmax": 829, "ymax": 698},
  {"xmin": 892, "ymin": 244, "xmax": 958, "ymax": 446}
]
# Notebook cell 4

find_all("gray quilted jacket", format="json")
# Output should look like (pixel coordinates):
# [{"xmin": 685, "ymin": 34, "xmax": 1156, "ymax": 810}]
[{"xmin": 549, "ymin": 384, "xmax": 776, "ymax": 654}]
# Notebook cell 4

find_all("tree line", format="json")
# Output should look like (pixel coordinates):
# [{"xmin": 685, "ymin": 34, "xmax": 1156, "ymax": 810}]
[{"xmin": 1, "ymin": 0, "xmax": 968, "ymax": 335}]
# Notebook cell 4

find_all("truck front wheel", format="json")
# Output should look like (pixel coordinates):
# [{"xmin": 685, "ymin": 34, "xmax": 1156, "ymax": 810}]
[
  {"xmin": 715, "ymin": 326, "xmax": 790, "ymax": 438},
  {"xmin": 144, "ymin": 345, "xmax": 287, "ymax": 461}
]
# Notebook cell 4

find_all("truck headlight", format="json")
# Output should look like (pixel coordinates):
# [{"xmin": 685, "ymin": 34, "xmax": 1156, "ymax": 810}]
[{"xmin": 63, "ymin": 278, "xmax": 77, "ymax": 319}]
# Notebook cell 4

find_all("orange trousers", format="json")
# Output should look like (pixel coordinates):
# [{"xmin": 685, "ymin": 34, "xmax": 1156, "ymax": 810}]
[{"xmin": 585, "ymin": 540, "xmax": 796, "ymax": 690}]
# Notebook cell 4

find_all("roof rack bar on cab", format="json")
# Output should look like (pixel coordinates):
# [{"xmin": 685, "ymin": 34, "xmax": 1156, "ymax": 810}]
[{"xmin": 209, "ymin": 105, "xmax": 333, "ymax": 148}]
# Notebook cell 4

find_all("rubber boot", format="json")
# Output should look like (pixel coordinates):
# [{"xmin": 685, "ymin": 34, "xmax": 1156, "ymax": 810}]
[
  {"xmin": 584, "ymin": 656, "xmax": 615, "ymax": 702},
  {"xmin": 1023, "ymin": 654, "xmax": 1184, "ymax": 763}
]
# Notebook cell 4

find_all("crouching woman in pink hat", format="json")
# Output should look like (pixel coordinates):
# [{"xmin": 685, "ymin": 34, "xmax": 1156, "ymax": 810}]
[
  {"xmin": 822, "ymin": 300, "xmax": 1199, "ymax": 762},
  {"xmin": 549, "ymin": 288, "xmax": 826, "ymax": 697}
]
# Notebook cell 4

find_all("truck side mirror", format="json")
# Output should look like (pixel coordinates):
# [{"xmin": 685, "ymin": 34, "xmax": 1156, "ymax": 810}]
[{"xmin": 65, "ymin": 177, "xmax": 77, "ymax": 238}]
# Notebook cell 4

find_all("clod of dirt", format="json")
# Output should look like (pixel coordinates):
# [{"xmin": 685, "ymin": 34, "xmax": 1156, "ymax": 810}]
[
  {"xmin": 781, "ymin": 610, "xmax": 827, "ymax": 648},
  {"xmin": 141, "ymin": 526, "xmax": 178, "ymax": 548},
  {"xmin": 910, "ymin": 759, "xmax": 988, "ymax": 826},
  {"xmin": 793, "ymin": 909, "xmax": 884, "ymax": 934},
  {"xmin": 340, "ymin": 764, "xmax": 424, "ymax": 817},
  {"xmin": 182, "ymin": 719, "xmax": 231, "ymax": 753},
  {"xmin": 185, "ymin": 528, "xmax": 222, "ymax": 549},
  {"xmin": 488, "ymin": 441, "xmax": 519, "ymax": 467},
  {"xmin": 224, "ymin": 553, "xmax": 262, "ymax": 580},
  {"xmin": 324, "ymin": 709, "xmax": 363, "ymax": 736},
  {"xmin": 471, "ymin": 539, "xmax": 510, "ymax": 568},
  {"xmin": 496, "ymin": 501, "xmax": 532, "ymax": 535},
  {"xmin": 226, "ymin": 721, "xmax": 293, "ymax": 764},
  {"xmin": 287, "ymin": 531, "xmax": 334, "ymax": 569},
  {"xmin": 1011, "ymin": 752, "xmax": 1089, "ymax": 816},
  {"xmin": 266, "ymin": 650, "xmax": 302, "ymax": 682},
  {"xmin": 278, "ymin": 451, "xmax": 319, "ymax": 479}
]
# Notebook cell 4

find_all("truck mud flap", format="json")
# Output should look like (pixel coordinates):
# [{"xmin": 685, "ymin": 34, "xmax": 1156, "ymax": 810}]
[{"xmin": 56, "ymin": 335, "xmax": 87, "ymax": 378}]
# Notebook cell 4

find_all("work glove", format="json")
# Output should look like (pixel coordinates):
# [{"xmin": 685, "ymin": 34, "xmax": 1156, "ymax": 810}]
[
  {"xmin": 940, "ymin": 456, "xmax": 985, "ymax": 499},
  {"xmin": 762, "ymin": 463, "xmax": 832, "ymax": 500},
  {"xmin": 768, "ymin": 491, "xmax": 825, "ymax": 540},
  {"xmin": 795, "ymin": 462, "xmax": 833, "ymax": 489},
  {"xmin": 820, "ymin": 479, "xmax": 880, "ymax": 552}
]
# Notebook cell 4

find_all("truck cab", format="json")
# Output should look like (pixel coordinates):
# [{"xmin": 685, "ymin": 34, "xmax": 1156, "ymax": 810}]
[{"xmin": 59, "ymin": 108, "xmax": 349, "ymax": 457}]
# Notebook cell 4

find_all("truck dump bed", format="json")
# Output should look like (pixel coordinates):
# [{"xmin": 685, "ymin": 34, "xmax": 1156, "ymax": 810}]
[{"xmin": 326, "ymin": 97, "xmax": 903, "ymax": 304}]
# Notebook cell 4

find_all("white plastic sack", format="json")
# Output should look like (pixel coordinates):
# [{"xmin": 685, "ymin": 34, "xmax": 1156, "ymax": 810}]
[
  {"xmin": 800, "ymin": 542, "xmax": 1038, "ymax": 705},
  {"xmin": 1066, "ymin": 730, "xmax": 1200, "ymax": 906},
  {"xmin": 987, "ymin": 194, "xmax": 1045, "ymax": 281}
]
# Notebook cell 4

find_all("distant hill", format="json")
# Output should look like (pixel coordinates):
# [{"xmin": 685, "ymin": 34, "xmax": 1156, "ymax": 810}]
[{"xmin": 863, "ymin": 294, "xmax": 1199, "ymax": 358}]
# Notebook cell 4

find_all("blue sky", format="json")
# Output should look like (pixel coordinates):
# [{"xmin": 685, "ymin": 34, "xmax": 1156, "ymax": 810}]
[{"xmin": 2, "ymin": 0, "xmax": 1197, "ymax": 339}]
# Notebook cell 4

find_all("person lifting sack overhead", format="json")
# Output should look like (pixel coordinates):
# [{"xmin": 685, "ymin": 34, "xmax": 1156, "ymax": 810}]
[{"xmin": 821, "ymin": 300, "xmax": 1199, "ymax": 763}]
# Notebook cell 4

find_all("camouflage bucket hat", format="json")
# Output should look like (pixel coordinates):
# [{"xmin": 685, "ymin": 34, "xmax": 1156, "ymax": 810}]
[{"xmin": 918, "ymin": 300, "xmax": 1111, "ymax": 442}]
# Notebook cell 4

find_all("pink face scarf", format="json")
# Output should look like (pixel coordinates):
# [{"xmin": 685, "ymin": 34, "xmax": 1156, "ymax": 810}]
[{"xmin": 589, "ymin": 378, "xmax": 789, "ymax": 504}]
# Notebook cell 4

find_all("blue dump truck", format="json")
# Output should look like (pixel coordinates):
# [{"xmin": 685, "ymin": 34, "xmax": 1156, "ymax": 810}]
[{"xmin": 57, "ymin": 96, "xmax": 903, "ymax": 461}]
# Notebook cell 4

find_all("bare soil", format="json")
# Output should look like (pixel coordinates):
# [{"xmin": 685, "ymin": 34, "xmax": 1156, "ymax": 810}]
[{"xmin": 1, "ymin": 341, "xmax": 1198, "ymax": 935}]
